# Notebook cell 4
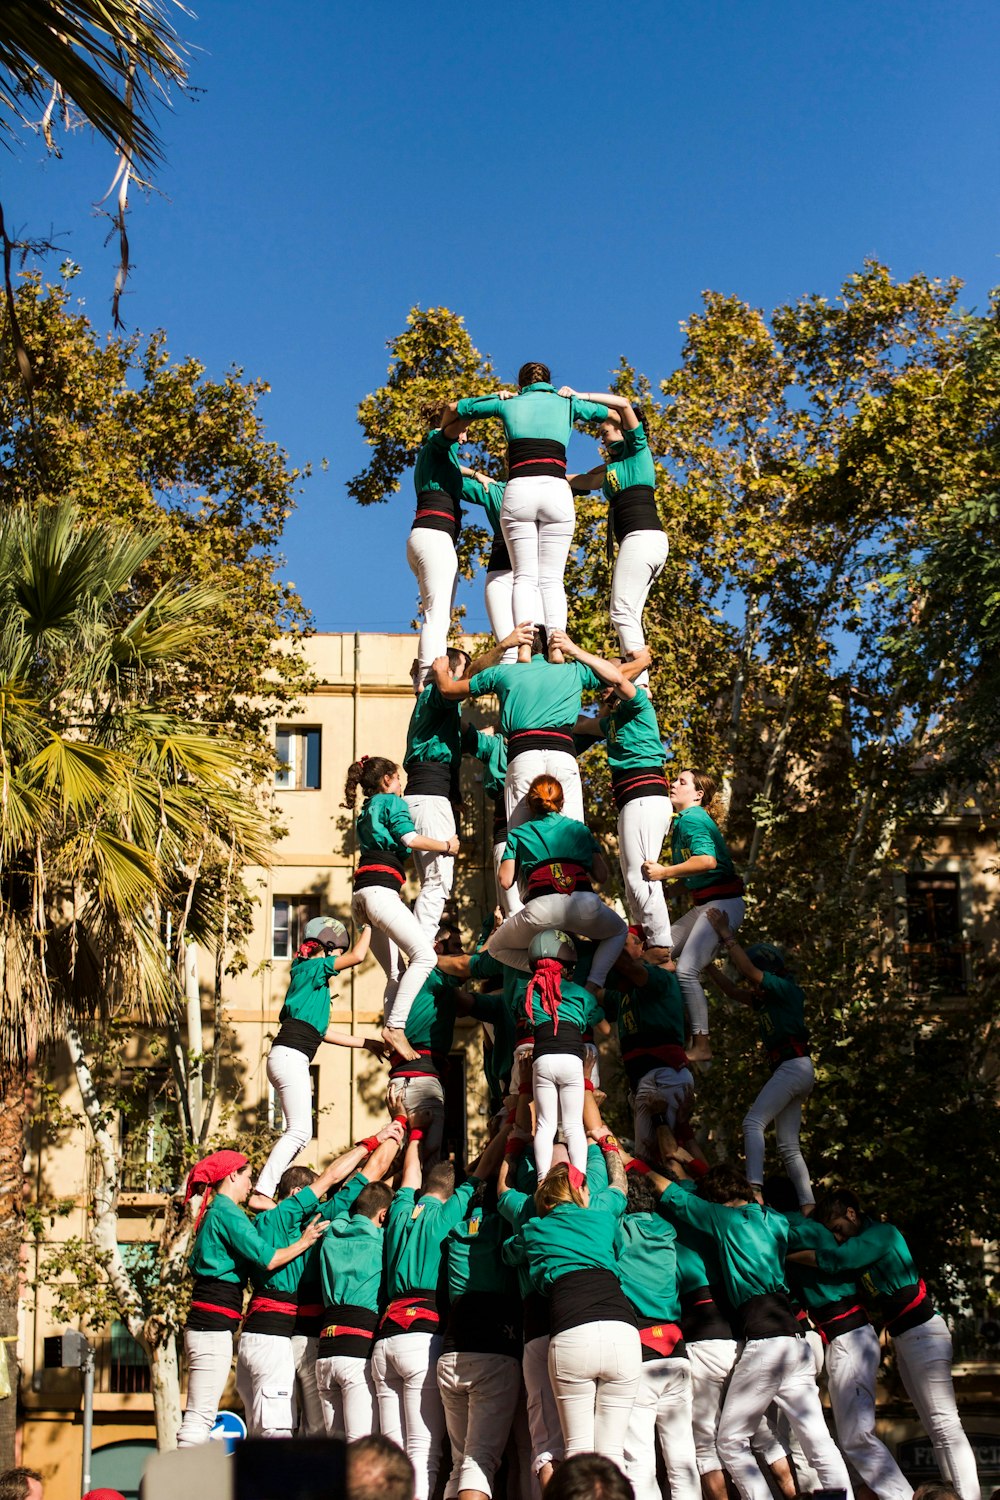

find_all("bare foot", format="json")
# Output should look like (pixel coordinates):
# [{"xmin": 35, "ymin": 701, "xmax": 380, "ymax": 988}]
[
  {"xmin": 687, "ymin": 1035, "xmax": 713, "ymax": 1064},
  {"xmin": 517, "ymin": 645, "xmax": 532, "ymax": 664},
  {"xmin": 547, "ymin": 647, "xmax": 565, "ymax": 664},
  {"xmin": 248, "ymin": 1191, "xmax": 276, "ymax": 1213},
  {"xmin": 382, "ymin": 1025, "xmax": 420, "ymax": 1062}
]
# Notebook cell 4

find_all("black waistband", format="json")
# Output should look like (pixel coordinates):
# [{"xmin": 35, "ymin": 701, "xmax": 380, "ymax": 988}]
[
  {"xmin": 525, "ymin": 859, "xmax": 593, "ymax": 900},
  {"xmin": 611, "ymin": 766, "xmax": 669, "ymax": 809},
  {"xmin": 522, "ymin": 1290, "xmax": 551, "ymax": 1343},
  {"xmin": 635, "ymin": 1314, "xmax": 687, "ymax": 1363},
  {"xmin": 623, "ymin": 1040, "xmax": 689, "ymax": 1091},
  {"xmin": 508, "ymin": 727, "xmax": 576, "ymax": 760},
  {"xmin": 812, "ymin": 1297, "xmax": 870, "ymax": 1342},
  {"xmin": 736, "ymin": 1291, "xmax": 801, "ymax": 1340},
  {"xmin": 680, "ymin": 1285, "xmax": 734, "ymax": 1343},
  {"xmin": 767, "ymin": 1039, "xmax": 811, "ymax": 1070},
  {"xmin": 444, "ymin": 1290, "xmax": 522, "ymax": 1356},
  {"xmin": 550, "ymin": 1267, "xmax": 637, "ymax": 1337},
  {"xmin": 532, "ymin": 1020, "xmax": 585, "ymax": 1061},
  {"xmin": 318, "ymin": 1302, "xmax": 378, "ymax": 1359},
  {"xmin": 508, "ymin": 437, "xmax": 567, "ymax": 478},
  {"xmin": 492, "ymin": 800, "xmax": 507, "ymax": 840},
  {"xmin": 272, "ymin": 1017, "xmax": 324, "ymax": 1060},
  {"xmin": 691, "ymin": 876, "xmax": 745, "ymax": 906},
  {"xmin": 354, "ymin": 848, "xmax": 406, "ymax": 890},
  {"xmin": 610, "ymin": 485, "xmax": 662, "ymax": 543},
  {"xmin": 404, "ymin": 761, "xmax": 453, "ymax": 797},
  {"xmin": 187, "ymin": 1277, "xmax": 244, "ymax": 1333},
  {"xmin": 884, "ymin": 1281, "xmax": 933, "ymax": 1337},
  {"xmin": 388, "ymin": 1048, "xmax": 448, "ymax": 1081},
  {"xmin": 412, "ymin": 488, "xmax": 460, "ymax": 538},
  {"xmin": 487, "ymin": 535, "xmax": 511, "ymax": 573}
]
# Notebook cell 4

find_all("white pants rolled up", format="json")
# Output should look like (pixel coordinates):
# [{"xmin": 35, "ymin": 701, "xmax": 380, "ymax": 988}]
[
  {"xmin": 610, "ymin": 530, "xmax": 669, "ymax": 679},
  {"xmin": 744, "ymin": 1056, "xmax": 815, "ymax": 1204},
  {"xmin": 486, "ymin": 891, "xmax": 627, "ymax": 986},
  {"xmin": 406, "ymin": 793, "xmax": 456, "ymax": 941},
  {"xmin": 256, "ymin": 1045, "xmax": 313, "ymax": 1200},
  {"xmin": 437, "ymin": 1350, "xmax": 522, "ymax": 1499},
  {"xmin": 618, "ymin": 796, "xmax": 673, "ymax": 945},
  {"xmin": 177, "ymin": 1329, "xmax": 233, "ymax": 1446},
  {"xmin": 316, "ymin": 1352, "xmax": 379, "ymax": 1441},
  {"xmin": 522, "ymin": 1334, "xmax": 564, "ymax": 1474},
  {"xmin": 532, "ymin": 1053, "xmax": 586, "ymax": 1180},
  {"xmin": 716, "ymin": 1334, "xmax": 850, "ymax": 1500},
  {"xmin": 484, "ymin": 568, "xmax": 517, "ymax": 661},
  {"xmin": 372, "ymin": 1331, "xmax": 446, "ymax": 1500},
  {"xmin": 500, "ymin": 475, "xmax": 575, "ymax": 634},
  {"xmin": 894, "ymin": 1315, "xmax": 980, "ymax": 1500},
  {"xmin": 623, "ymin": 1356, "xmax": 700, "ymax": 1500},
  {"xmin": 236, "ymin": 1330, "xmax": 296, "ymax": 1438},
  {"xmin": 407, "ymin": 529, "xmax": 458, "ymax": 689},
  {"xmin": 632, "ymin": 1065, "xmax": 694, "ymax": 1160},
  {"xmin": 505, "ymin": 748, "xmax": 583, "ymax": 830},
  {"xmin": 825, "ymin": 1325, "xmax": 912, "ymax": 1500},
  {"xmin": 671, "ymin": 897, "xmax": 745, "ymax": 1036},
  {"xmin": 291, "ymin": 1332, "xmax": 325, "ymax": 1437},
  {"xmin": 547, "ymin": 1319, "xmax": 642, "ymax": 1472},
  {"xmin": 352, "ymin": 885, "xmax": 436, "ymax": 1032},
  {"xmin": 387, "ymin": 1073, "xmax": 446, "ymax": 1160}
]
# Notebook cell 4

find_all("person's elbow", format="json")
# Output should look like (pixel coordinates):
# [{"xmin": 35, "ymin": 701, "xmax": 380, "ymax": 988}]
[{"xmin": 499, "ymin": 861, "xmax": 516, "ymax": 890}]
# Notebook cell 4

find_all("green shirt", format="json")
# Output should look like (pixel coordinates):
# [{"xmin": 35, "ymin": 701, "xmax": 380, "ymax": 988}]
[
  {"xmin": 296, "ymin": 1175, "xmax": 369, "ymax": 1307},
  {"xmin": 502, "ymin": 1194, "xmax": 626, "ymax": 1293},
  {"xmin": 319, "ymin": 1213, "xmax": 385, "ymax": 1313},
  {"xmin": 279, "ymin": 954, "xmax": 341, "ymax": 1036},
  {"xmin": 670, "ymin": 805, "xmax": 738, "ymax": 891},
  {"xmin": 754, "ymin": 970, "xmax": 809, "ymax": 1053},
  {"xmin": 469, "ymin": 657, "xmax": 601, "ymax": 735},
  {"xmin": 414, "ymin": 428, "xmax": 463, "ymax": 503},
  {"xmin": 815, "ymin": 1221, "xmax": 924, "ymax": 1302},
  {"xmin": 517, "ymin": 976, "xmax": 603, "ymax": 1037},
  {"xmin": 602, "ymin": 422, "xmax": 656, "ymax": 498},
  {"xmin": 783, "ymin": 1212, "xmax": 859, "ymax": 1314},
  {"xmin": 605, "ymin": 964, "xmax": 686, "ymax": 1051},
  {"xmin": 189, "ymin": 1193, "xmax": 276, "ymax": 1284},
  {"xmin": 616, "ymin": 1213, "xmax": 680, "ymax": 1321},
  {"xmin": 402, "ymin": 968, "xmax": 461, "ymax": 1057},
  {"xmin": 357, "ymin": 792, "xmax": 416, "ymax": 858},
  {"xmin": 502, "ymin": 811, "xmax": 599, "ymax": 876},
  {"xmin": 463, "ymin": 475, "xmax": 505, "ymax": 538},
  {"xmin": 405, "ymin": 684, "xmax": 463, "ymax": 769},
  {"xmin": 466, "ymin": 726, "xmax": 507, "ymax": 799},
  {"xmin": 457, "ymin": 383, "xmax": 608, "ymax": 444},
  {"xmin": 605, "ymin": 688, "xmax": 666, "ymax": 774},
  {"xmin": 446, "ymin": 1203, "xmax": 517, "ymax": 1300},
  {"xmin": 249, "ymin": 1186, "xmax": 321, "ymax": 1296},
  {"xmin": 659, "ymin": 1183, "xmax": 789, "ymax": 1308},
  {"xmin": 384, "ymin": 1180, "xmax": 478, "ymax": 1298}
]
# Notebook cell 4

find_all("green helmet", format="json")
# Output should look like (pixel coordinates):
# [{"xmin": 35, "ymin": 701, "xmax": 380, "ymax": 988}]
[
  {"xmin": 528, "ymin": 929, "xmax": 577, "ymax": 968},
  {"xmin": 304, "ymin": 915, "xmax": 350, "ymax": 951},
  {"xmin": 745, "ymin": 941, "xmax": 787, "ymax": 976}
]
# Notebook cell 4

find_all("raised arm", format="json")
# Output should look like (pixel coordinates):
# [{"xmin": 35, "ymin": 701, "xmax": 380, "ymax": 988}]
[
  {"xmin": 703, "ymin": 963, "xmax": 756, "ymax": 1007},
  {"xmin": 704, "ymin": 910, "xmax": 764, "ymax": 986},
  {"xmin": 558, "ymin": 388, "xmax": 639, "ymax": 428},
  {"xmin": 334, "ymin": 923, "xmax": 373, "ymax": 972},
  {"xmin": 548, "ymin": 630, "xmax": 635, "ymax": 700},
  {"xmin": 467, "ymin": 625, "xmax": 534, "ymax": 676}
]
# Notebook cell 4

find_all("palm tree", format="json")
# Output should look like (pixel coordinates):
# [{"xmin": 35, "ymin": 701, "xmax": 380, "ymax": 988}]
[{"xmin": 0, "ymin": 499, "xmax": 271, "ymax": 1460}]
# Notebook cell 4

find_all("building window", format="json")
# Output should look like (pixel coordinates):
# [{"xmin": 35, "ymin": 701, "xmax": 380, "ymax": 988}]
[
  {"xmin": 267, "ymin": 1065, "xmax": 320, "ymax": 1140},
  {"xmin": 271, "ymin": 896, "xmax": 321, "ymax": 960},
  {"xmin": 905, "ymin": 872, "xmax": 967, "ymax": 995},
  {"xmin": 275, "ymin": 727, "xmax": 321, "ymax": 790}
]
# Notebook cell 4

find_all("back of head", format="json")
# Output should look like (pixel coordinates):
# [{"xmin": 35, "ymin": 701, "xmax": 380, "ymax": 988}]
[
  {"xmin": 424, "ymin": 1161, "xmax": 455, "ymax": 1199},
  {"xmin": 912, "ymin": 1486, "xmax": 961, "ymax": 1500},
  {"xmin": 535, "ymin": 1162, "xmax": 586, "ymax": 1216},
  {"xmin": 277, "ymin": 1165, "xmax": 317, "ymax": 1200},
  {"xmin": 353, "ymin": 1180, "xmax": 394, "ymax": 1220},
  {"xmin": 745, "ymin": 942, "xmax": 788, "ymax": 978},
  {"xmin": 528, "ymin": 928, "xmax": 576, "ymax": 970},
  {"xmin": 343, "ymin": 754, "xmax": 398, "ymax": 809},
  {"xmin": 817, "ymin": 1187, "xmax": 861, "ymax": 1228},
  {"xmin": 761, "ymin": 1175, "xmax": 799, "ymax": 1214},
  {"xmin": 530, "ymin": 624, "xmax": 549, "ymax": 656},
  {"xmin": 544, "ymin": 1454, "xmax": 635, "ymax": 1500},
  {"xmin": 700, "ymin": 1164, "xmax": 749, "ymax": 1205},
  {"xmin": 518, "ymin": 361, "xmax": 551, "ymax": 388},
  {"xmin": 0, "ymin": 1471, "xmax": 44, "ymax": 1500},
  {"xmin": 347, "ymin": 1435, "xmax": 415, "ymax": 1500},
  {"xmin": 446, "ymin": 646, "xmax": 470, "ymax": 677},
  {"xmin": 626, "ymin": 1173, "xmax": 662, "ymax": 1216},
  {"xmin": 527, "ymin": 774, "xmax": 564, "ymax": 817}
]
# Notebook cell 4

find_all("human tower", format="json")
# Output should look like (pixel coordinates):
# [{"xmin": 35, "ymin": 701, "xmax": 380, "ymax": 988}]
[{"xmin": 176, "ymin": 366, "xmax": 980, "ymax": 1500}]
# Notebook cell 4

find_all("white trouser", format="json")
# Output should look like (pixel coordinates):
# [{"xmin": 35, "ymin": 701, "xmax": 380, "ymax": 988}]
[
  {"xmin": 532, "ymin": 1053, "xmax": 586, "ymax": 1179},
  {"xmin": 406, "ymin": 793, "xmax": 456, "ymax": 941},
  {"xmin": 372, "ymin": 1331, "xmax": 447, "ymax": 1500},
  {"xmin": 256, "ymin": 1045, "xmax": 313, "ymax": 1200},
  {"xmin": 484, "ymin": 568, "xmax": 517, "ymax": 661},
  {"xmin": 624, "ymin": 1356, "xmax": 700, "ymax": 1500},
  {"xmin": 505, "ymin": 748, "xmax": 583, "ymax": 830},
  {"xmin": 618, "ymin": 797, "xmax": 673, "ymax": 945},
  {"xmin": 387, "ymin": 1074, "xmax": 446, "ymax": 1160},
  {"xmin": 522, "ymin": 1335, "xmax": 564, "ymax": 1474},
  {"xmin": 671, "ymin": 897, "xmax": 745, "ymax": 1036},
  {"xmin": 633, "ymin": 1066, "xmax": 694, "ymax": 1160},
  {"xmin": 687, "ymin": 1338, "xmax": 787, "ymax": 1475},
  {"xmin": 493, "ymin": 836, "xmax": 522, "ymax": 917},
  {"xmin": 407, "ymin": 529, "xmax": 458, "ymax": 689},
  {"xmin": 716, "ymin": 1335, "xmax": 850, "ymax": 1500},
  {"xmin": 487, "ymin": 893, "xmax": 627, "ymax": 986},
  {"xmin": 291, "ymin": 1332, "xmax": 324, "ymax": 1436},
  {"xmin": 894, "ymin": 1315, "xmax": 980, "ymax": 1500},
  {"xmin": 510, "ymin": 1387, "xmax": 537, "ymax": 1500},
  {"xmin": 177, "ymin": 1330, "xmax": 233, "ymax": 1446},
  {"xmin": 744, "ymin": 1056, "xmax": 815, "ymax": 1205},
  {"xmin": 236, "ymin": 1331, "xmax": 296, "ymax": 1438},
  {"xmin": 548, "ymin": 1320, "xmax": 642, "ymax": 1471},
  {"xmin": 437, "ymin": 1350, "xmax": 522, "ymax": 1498},
  {"xmin": 315, "ymin": 1352, "xmax": 378, "ymax": 1441},
  {"xmin": 500, "ymin": 475, "xmax": 575, "ymax": 634},
  {"xmin": 825, "ymin": 1326, "xmax": 912, "ymax": 1500},
  {"xmin": 610, "ymin": 530, "xmax": 670, "ymax": 676},
  {"xmin": 352, "ymin": 886, "xmax": 437, "ymax": 1032}
]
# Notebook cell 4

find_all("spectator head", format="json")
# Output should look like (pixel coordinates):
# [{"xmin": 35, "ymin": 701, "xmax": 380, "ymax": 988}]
[
  {"xmin": 913, "ymin": 1488, "xmax": 960, "ymax": 1500},
  {"xmin": 347, "ymin": 1435, "xmax": 415, "ymax": 1500},
  {"xmin": 0, "ymin": 1471, "xmax": 44, "ymax": 1500},
  {"xmin": 545, "ymin": 1454, "xmax": 634, "ymax": 1500}
]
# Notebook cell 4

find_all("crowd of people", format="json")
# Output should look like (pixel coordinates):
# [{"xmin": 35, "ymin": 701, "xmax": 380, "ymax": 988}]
[{"xmin": 173, "ymin": 366, "xmax": 981, "ymax": 1500}]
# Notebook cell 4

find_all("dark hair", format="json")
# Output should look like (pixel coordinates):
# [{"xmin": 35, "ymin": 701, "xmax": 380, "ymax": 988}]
[
  {"xmin": 761, "ymin": 1175, "xmax": 799, "ymax": 1214},
  {"xmin": 518, "ymin": 361, "xmax": 550, "ymax": 388},
  {"xmin": 626, "ymin": 1173, "xmax": 662, "ymax": 1215},
  {"xmin": 699, "ymin": 1163, "xmax": 750, "ymax": 1205},
  {"xmin": 347, "ymin": 1435, "xmax": 415, "ymax": 1500},
  {"xmin": 530, "ymin": 625, "xmax": 548, "ymax": 656},
  {"xmin": 527, "ymin": 774, "xmax": 564, "ymax": 817},
  {"xmin": 446, "ymin": 646, "xmax": 470, "ymax": 675},
  {"xmin": 913, "ymin": 1486, "xmax": 960, "ymax": 1500},
  {"xmin": 353, "ymin": 1180, "xmax": 394, "ymax": 1219},
  {"xmin": 545, "ymin": 1454, "xmax": 634, "ymax": 1500},
  {"xmin": 817, "ymin": 1187, "xmax": 861, "ymax": 1228},
  {"xmin": 424, "ymin": 1162, "xmax": 455, "ymax": 1198},
  {"xmin": 343, "ymin": 755, "xmax": 398, "ymax": 809},
  {"xmin": 277, "ymin": 1164, "xmax": 317, "ymax": 1200},
  {"xmin": 0, "ymin": 1471, "xmax": 43, "ymax": 1500},
  {"xmin": 631, "ymin": 402, "xmax": 647, "ymax": 432}
]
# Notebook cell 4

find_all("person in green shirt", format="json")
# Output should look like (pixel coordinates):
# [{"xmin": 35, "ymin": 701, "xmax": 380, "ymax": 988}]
[
  {"xmin": 446, "ymin": 362, "xmax": 625, "ymax": 661},
  {"xmin": 642, "ymin": 768, "xmax": 746, "ymax": 1062},
  {"xmin": 703, "ymin": 923, "xmax": 815, "ymax": 1208}
]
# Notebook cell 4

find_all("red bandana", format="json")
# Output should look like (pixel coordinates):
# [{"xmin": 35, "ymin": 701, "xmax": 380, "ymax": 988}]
[{"xmin": 526, "ymin": 957, "xmax": 564, "ymax": 1033}]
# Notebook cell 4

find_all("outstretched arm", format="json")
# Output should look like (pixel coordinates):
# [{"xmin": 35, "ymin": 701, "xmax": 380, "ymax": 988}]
[
  {"xmin": 334, "ymin": 923, "xmax": 373, "ymax": 972},
  {"xmin": 703, "ymin": 963, "xmax": 756, "ymax": 1007},
  {"xmin": 467, "ymin": 625, "xmax": 534, "ymax": 676},
  {"xmin": 548, "ymin": 630, "xmax": 635, "ymax": 700},
  {"xmin": 558, "ymin": 388, "xmax": 639, "ymax": 428},
  {"xmin": 568, "ymin": 465, "xmax": 608, "ymax": 493},
  {"xmin": 705, "ymin": 909, "xmax": 765, "ymax": 986}
]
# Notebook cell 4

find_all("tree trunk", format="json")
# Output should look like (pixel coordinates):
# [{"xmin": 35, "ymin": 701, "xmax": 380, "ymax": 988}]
[
  {"xmin": 0, "ymin": 1069, "xmax": 28, "ymax": 1471},
  {"xmin": 149, "ymin": 1335, "xmax": 182, "ymax": 1450}
]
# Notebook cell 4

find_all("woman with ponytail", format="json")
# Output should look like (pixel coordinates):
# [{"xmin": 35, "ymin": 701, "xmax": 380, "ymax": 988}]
[
  {"xmin": 486, "ymin": 773, "xmax": 627, "ymax": 989},
  {"xmin": 250, "ymin": 916, "xmax": 377, "ymax": 1210},
  {"xmin": 178, "ymin": 1150, "xmax": 327, "ymax": 1446},
  {"xmin": 344, "ymin": 755, "xmax": 460, "ymax": 1060},
  {"xmin": 642, "ymin": 769, "xmax": 745, "ymax": 1063}
]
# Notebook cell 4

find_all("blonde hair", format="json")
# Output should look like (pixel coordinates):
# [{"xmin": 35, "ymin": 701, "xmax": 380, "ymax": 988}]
[
  {"xmin": 534, "ymin": 1163, "xmax": 586, "ymax": 1216},
  {"xmin": 681, "ymin": 767, "xmax": 724, "ymax": 823}
]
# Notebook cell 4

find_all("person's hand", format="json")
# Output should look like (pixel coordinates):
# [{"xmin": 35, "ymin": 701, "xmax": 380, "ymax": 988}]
[
  {"xmin": 548, "ymin": 627, "xmax": 576, "ymax": 658},
  {"xmin": 430, "ymin": 654, "xmax": 451, "ymax": 679},
  {"xmin": 557, "ymin": 385, "xmax": 578, "ymax": 398},
  {"xmin": 705, "ymin": 907, "xmax": 730, "ymax": 937},
  {"xmin": 642, "ymin": 861, "xmax": 669, "ymax": 882},
  {"xmin": 445, "ymin": 835, "xmax": 461, "ymax": 856},
  {"xmin": 377, "ymin": 1119, "xmax": 406, "ymax": 1144},
  {"xmin": 363, "ymin": 1037, "xmax": 392, "ymax": 1060},
  {"xmin": 498, "ymin": 389, "xmax": 517, "ymax": 400},
  {"xmin": 503, "ymin": 621, "xmax": 534, "ymax": 650},
  {"xmin": 473, "ymin": 469, "xmax": 491, "ymax": 489},
  {"xmin": 299, "ymin": 1215, "xmax": 329, "ymax": 1248}
]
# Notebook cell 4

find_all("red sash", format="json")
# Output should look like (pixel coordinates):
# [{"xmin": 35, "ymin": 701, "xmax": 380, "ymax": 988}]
[
  {"xmin": 381, "ymin": 1295, "xmax": 440, "ymax": 1332},
  {"xmin": 639, "ymin": 1322, "xmax": 683, "ymax": 1358},
  {"xmin": 190, "ymin": 1300, "xmax": 242, "ymax": 1322}
]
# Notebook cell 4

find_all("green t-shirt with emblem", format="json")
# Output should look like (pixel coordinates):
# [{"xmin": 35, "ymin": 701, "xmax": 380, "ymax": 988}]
[
  {"xmin": 384, "ymin": 1180, "xmax": 478, "ymax": 1298},
  {"xmin": 659, "ymin": 1183, "xmax": 789, "ymax": 1308},
  {"xmin": 602, "ymin": 422, "xmax": 656, "ymax": 499},
  {"xmin": 501, "ymin": 811, "xmax": 599, "ymax": 877},
  {"xmin": 754, "ymin": 970, "xmax": 809, "ymax": 1053},
  {"xmin": 670, "ymin": 805, "xmax": 737, "ymax": 891},
  {"xmin": 357, "ymin": 792, "xmax": 416, "ymax": 858},
  {"xmin": 413, "ymin": 428, "xmax": 463, "ymax": 503},
  {"xmin": 605, "ymin": 687, "xmax": 666, "ymax": 774}
]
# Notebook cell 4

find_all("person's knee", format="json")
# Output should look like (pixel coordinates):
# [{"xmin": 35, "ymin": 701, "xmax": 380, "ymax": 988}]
[{"xmin": 743, "ymin": 1110, "xmax": 765, "ymax": 1136}]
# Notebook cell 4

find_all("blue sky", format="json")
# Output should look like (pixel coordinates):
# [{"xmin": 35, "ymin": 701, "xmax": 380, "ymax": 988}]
[{"xmin": 4, "ymin": 0, "xmax": 998, "ymax": 633}]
